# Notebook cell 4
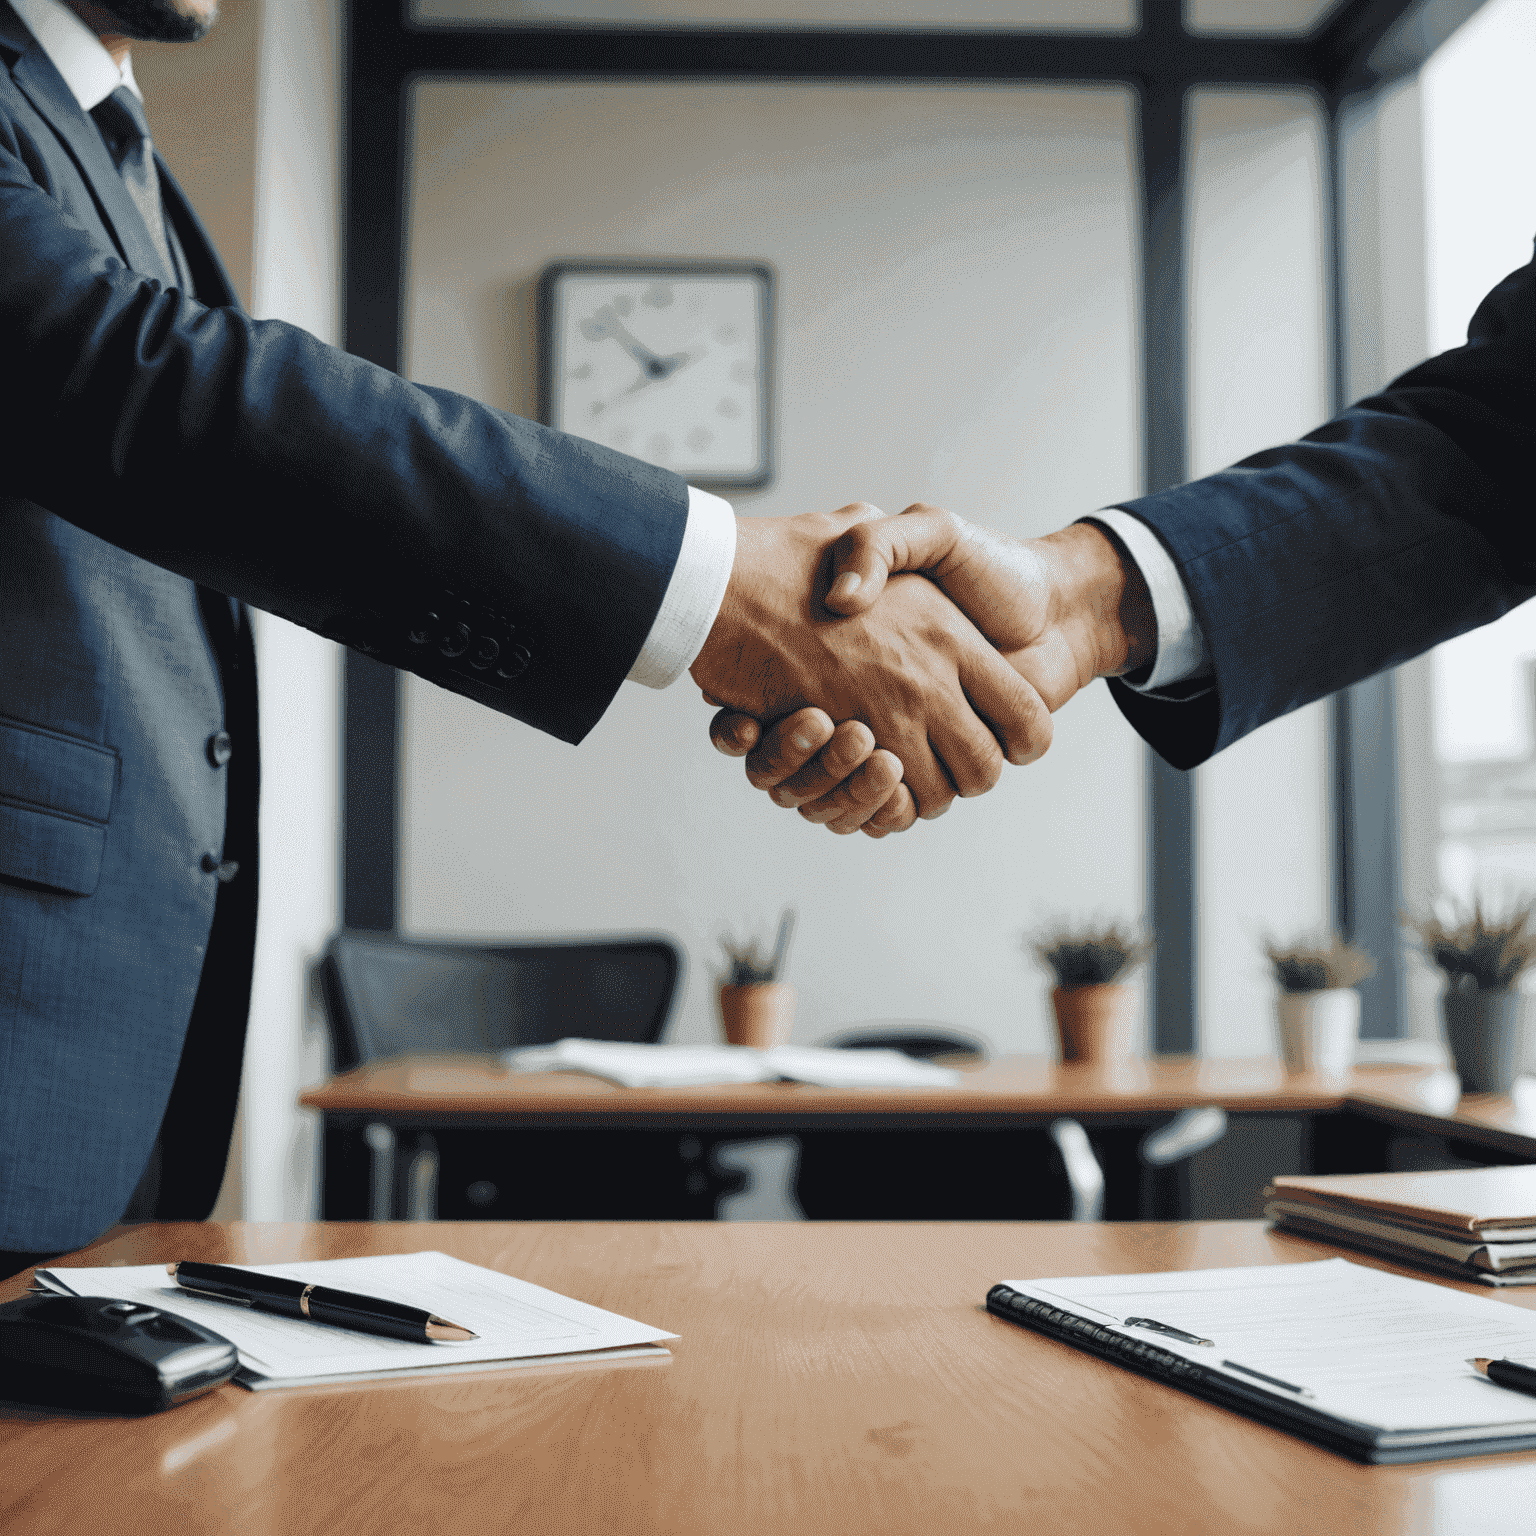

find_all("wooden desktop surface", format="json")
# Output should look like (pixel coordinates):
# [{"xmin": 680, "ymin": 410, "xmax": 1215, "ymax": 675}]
[
  {"xmin": 4, "ymin": 1220, "xmax": 1535, "ymax": 1536},
  {"xmin": 300, "ymin": 1054, "xmax": 1536, "ymax": 1150}
]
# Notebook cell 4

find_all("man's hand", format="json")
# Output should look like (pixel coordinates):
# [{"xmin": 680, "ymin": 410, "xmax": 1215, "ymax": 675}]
[
  {"xmin": 707, "ymin": 505, "xmax": 1155, "ymax": 833},
  {"xmin": 709, "ymin": 705, "xmax": 918, "ymax": 836},
  {"xmin": 824, "ymin": 505, "xmax": 1155, "ymax": 703},
  {"xmin": 690, "ymin": 506, "xmax": 1053, "ymax": 818}
]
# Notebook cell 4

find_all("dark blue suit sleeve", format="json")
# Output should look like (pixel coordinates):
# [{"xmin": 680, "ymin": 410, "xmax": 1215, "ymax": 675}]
[
  {"xmin": 1108, "ymin": 247, "xmax": 1536, "ymax": 770},
  {"xmin": 0, "ymin": 128, "xmax": 689, "ymax": 745}
]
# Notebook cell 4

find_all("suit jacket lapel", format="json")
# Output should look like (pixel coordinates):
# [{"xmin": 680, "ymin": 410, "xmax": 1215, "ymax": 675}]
[{"xmin": 5, "ymin": 23, "xmax": 170, "ymax": 281}]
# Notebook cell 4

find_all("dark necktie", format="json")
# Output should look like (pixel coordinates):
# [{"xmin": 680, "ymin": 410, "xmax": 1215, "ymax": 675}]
[{"xmin": 90, "ymin": 86, "xmax": 185, "ymax": 288}]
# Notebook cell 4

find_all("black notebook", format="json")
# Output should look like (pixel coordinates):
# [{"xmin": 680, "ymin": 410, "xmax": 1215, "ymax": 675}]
[{"xmin": 986, "ymin": 1258, "xmax": 1536, "ymax": 1465}]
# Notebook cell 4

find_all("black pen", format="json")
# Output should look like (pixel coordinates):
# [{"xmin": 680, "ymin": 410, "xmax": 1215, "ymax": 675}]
[
  {"xmin": 167, "ymin": 1262, "xmax": 478, "ymax": 1343},
  {"xmin": 1470, "ymin": 1357, "xmax": 1536, "ymax": 1399}
]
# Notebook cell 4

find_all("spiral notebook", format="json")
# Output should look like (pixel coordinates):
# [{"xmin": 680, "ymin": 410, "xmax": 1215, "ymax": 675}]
[{"xmin": 986, "ymin": 1258, "xmax": 1536, "ymax": 1464}]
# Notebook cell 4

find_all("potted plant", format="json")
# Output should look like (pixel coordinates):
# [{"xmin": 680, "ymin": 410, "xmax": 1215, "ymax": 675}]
[
  {"xmin": 1032, "ymin": 922, "xmax": 1152, "ymax": 1064},
  {"xmin": 1406, "ymin": 899, "xmax": 1536, "ymax": 1094},
  {"xmin": 1264, "ymin": 934, "xmax": 1374, "ymax": 1077},
  {"xmin": 718, "ymin": 910, "xmax": 797, "ymax": 1049}
]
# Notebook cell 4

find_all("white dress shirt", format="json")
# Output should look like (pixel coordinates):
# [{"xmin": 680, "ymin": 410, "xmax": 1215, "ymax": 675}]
[
  {"xmin": 1083, "ymin": 509, "xmax": 1210, "ymax": 691},
  {"xmin": 14, "ymin": 0, "xmax": 1203, "ymax": 698},
  {"xmin": 10, "ymin": 0, "xmax": 140, "ymax": 107}
]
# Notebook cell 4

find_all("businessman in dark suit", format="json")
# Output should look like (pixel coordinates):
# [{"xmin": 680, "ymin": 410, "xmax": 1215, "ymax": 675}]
[
  {"xmin": 716, "ymin": 246, "xmax": 1535, "ymax": 825},
  {"xmin": 0, "ymin": 0, "xmax": 1050, "ymax": 1269}
]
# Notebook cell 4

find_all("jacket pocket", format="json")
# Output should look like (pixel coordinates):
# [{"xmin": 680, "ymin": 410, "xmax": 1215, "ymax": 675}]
[{"xmin": 0, "ymin": 719, "xmax": 117, "ymax": 897}]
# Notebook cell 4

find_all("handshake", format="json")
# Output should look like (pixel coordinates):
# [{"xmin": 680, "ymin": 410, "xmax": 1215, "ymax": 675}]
[{"xmin": 689, "ymin": 503, "xmax": 1157, "ymax": 837}]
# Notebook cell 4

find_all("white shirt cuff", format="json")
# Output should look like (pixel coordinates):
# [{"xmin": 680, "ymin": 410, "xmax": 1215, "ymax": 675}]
[
  {"xmin": 1082, "ymin": 509, "xmax": 1210, "ymax": 692},
  {"xmin": 626, "ymin": 486, "xmax": 737, "ymax": 689}
]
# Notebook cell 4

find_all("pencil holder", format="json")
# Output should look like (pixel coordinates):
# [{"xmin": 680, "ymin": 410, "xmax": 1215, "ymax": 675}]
[{"xmin": 718, "ymin": 983, "xmax": 796, "ymax": 1049}]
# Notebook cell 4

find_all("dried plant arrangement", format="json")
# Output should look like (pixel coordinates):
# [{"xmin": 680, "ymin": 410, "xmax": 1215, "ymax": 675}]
[
  {"xmin": 1031, "ymin": 922, "xmax": 1153, "ymax": 990},
  {"xmin": 718, "ymin": 909, "xmax": 797, "ymax": 987},
  {"xmin": 1264, "ymin": 934, "xmax": 1375, "ymax": 994},
  {"xmin": 1405, "ymin": 899, "xmax": 1536, "ymax": 993}
]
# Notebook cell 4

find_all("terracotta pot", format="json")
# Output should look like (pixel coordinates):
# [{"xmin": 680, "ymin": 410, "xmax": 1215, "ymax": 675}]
[
  {"xmin": 719, "ymin": 983, "xmax": 796, "ymax": 1049},
  {"xmin": 1052, "ymin": 984, "xmax": 1136, "ymax": 1064},
  {"xmin": 1275, "ymin": 987, "xmax": 1360, "ymax": 1076}
]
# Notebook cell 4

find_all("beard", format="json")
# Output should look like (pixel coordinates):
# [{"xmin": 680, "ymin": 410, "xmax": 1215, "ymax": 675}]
[{"xmin": 95, "ymin": 1, "xmax": 217, "ymax": 42}]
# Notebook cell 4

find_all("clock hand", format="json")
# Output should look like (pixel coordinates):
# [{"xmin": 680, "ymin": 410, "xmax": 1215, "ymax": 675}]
[
  {"xmin": 583, "ymin": 306, "xmax": 680, "ymax": 379},
  {"xmin": 589, "ymin": 349, "xmax": 702, "ymax": 416}
]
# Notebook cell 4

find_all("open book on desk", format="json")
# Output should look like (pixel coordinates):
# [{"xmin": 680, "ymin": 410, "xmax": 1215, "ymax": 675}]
[
  {"xmin": 987, "ymin": 1258, "xmax": 1536, "ymax": 1464},
  {"xmin": 502, "ymin": 1038, "xmax": 962, "ymax": 1089},
  {"xmin": 34, "ymin": 1251, "xmax": 675, "ymax": 1390}
]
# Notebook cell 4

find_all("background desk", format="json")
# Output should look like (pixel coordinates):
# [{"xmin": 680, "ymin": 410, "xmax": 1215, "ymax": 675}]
[
  {"xmin": 301, "ymin": 1056, "xmax": 1536, "ymax": 1222},
  {"xmin": 4, "ymin": 1219, "xmax": 1536, "ymax": 1536}
]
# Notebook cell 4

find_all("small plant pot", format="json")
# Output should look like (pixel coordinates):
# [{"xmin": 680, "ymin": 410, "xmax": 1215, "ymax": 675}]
[
  {"xmin": 1442, "ymin": 988, "xmax": 1527, "ymax": 1095},
  {"xmin": 1052, "ymin": 984, "xmax": 1137, "ymax": 1064},
  {"xmin": 719, "ymin": 983, "xmax": 795, "ymax": 1049},
  {"xmin": 1275, "ymin": 988, "xmax": 1360, "ymax": 1076}
]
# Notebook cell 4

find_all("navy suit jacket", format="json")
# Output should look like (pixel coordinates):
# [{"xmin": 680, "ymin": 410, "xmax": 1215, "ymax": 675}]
[
  {"xmin": 0, "ymin": 5, "xmax": 689, "ymax": 1251},
  {"xmin": 1110, "ymin": 247, "xmax": 1535, "ymax": 769}
]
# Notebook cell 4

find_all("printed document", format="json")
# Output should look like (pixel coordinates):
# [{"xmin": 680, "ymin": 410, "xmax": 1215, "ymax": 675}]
[{"xmin": 36, "ymin": 1250, "xmax": 675, "ymax": 1390}]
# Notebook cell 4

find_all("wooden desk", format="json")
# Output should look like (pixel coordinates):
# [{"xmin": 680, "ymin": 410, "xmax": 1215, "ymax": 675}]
[
  {"xmin": 301, "ymin": 1055, "xmax": 1536, "ymax": 1220},
  {"xmin": 302, "ymin": 1052, "xmax": 1454, "ymax": 1123},
  {"xmin": 4, "ymin": 1220, "xmax": 1535, "ymax": 1536}
]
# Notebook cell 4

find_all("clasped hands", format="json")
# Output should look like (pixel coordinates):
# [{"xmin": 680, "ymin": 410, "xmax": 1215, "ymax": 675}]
[{"xmin": 688, "ymin": 503, "xmax": 1156, "ymax": 837}]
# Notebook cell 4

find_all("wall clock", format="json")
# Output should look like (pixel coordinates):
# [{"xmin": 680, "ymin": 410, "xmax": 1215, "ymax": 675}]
[{"xmin": 538, "ymin": 260, "xmax": 774, "ymax": 491}]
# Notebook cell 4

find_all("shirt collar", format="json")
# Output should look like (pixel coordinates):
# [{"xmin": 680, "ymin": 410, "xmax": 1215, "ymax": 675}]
[{"xmin": 9, "ymin": 0, "xmax": 141, "ymax": 112}]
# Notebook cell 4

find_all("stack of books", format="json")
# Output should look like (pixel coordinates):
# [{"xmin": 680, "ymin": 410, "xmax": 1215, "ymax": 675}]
[{"xmin": 1266, "ymin": 1167, "xmax": 1536, "ymax": 1287}]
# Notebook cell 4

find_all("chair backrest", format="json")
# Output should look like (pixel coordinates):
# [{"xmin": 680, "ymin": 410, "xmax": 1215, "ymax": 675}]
[
  {"xmin": 818, "ymin": 1021, "xmax": 988, "ymax": 1064},
  {"xmin": 318, "ymin": 931, "xmax": 683, "ymax": 1070}
]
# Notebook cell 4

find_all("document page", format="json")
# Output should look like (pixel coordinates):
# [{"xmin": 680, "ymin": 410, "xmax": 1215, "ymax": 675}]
[
  {"xmin": 38, "ymin": 1251, "xmax": 675, "ymax": 1387},
  {"xmin": 502, "ymin": 1038, "xmax": 961, "ymax": 1089},
  {"xmin": 503, "ymin": 1040, "xmax": 774, "ymax": 1087},
  {"xmin": 1006, "ymin": 1259, "xmax": 1536, "ymax": 1436}
]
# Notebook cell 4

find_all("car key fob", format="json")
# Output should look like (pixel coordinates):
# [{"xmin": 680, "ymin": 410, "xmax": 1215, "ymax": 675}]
[{"xmin": 0, "ymin": 1293, "xmax": 239, "ymax": 1413}]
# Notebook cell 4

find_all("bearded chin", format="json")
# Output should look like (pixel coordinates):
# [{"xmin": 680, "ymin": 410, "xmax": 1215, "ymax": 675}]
[{"xmin": 97, "ymin": 1, "xmax": 216, "ymax": 42}]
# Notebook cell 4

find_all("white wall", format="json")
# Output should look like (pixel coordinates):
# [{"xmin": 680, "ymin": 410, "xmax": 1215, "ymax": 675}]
[
  {"xmin": 400, "ymin": 81, "xmax": 1145, "ymax": 1055},
  {"xmin": 238, "ymin": 0, "xmax": 344, "ymax": 1221},
  {"xmin": 1185, "ymin": 89, "xmax": 1333, "ymax": 1055}
]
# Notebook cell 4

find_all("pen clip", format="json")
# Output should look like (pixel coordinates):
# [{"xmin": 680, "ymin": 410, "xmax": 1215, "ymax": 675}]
[
  {"xmin": 171, "ymin": 1283, "xmax": 256, "ymax": 1307},
  {"xmin": 1121, "ymin": 1316, "xmax": 1214, "ymax": 1347}
]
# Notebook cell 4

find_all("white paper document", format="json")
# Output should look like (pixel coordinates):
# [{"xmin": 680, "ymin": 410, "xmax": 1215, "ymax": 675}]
[
  {"xmin": 1006, "ymin": 1258, "xmax": 1536, "ymax": 1440},
  {"xmin": 502, "ymin": 1038, "xmax": 961, "ymax": 1089},
  {"xmin": 36, "ymin": 1251, "xmax": 676, "ymax": 1390}
]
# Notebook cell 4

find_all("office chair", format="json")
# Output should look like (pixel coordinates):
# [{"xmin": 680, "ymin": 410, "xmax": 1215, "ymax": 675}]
[
  {"xmin": 319, "ymin": 930, "xmax": 681, "ymax": 1070},
  {"xmin": 315, "ymin": 930, "xmax": 690, "ymax": 1221},
  {"xmin": 791, "ymin": 1021, "xmax": 1228, "ymax": 1219},
  {"xmin": 818, "ymin": 1021, "xmax": 989, "ymax": 1065}
]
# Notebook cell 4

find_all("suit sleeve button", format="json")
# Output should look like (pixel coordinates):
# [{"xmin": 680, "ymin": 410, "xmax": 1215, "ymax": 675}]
[
  {"xmin": 495, "ymin": 644, "xmax": 531, "ymax": 680},
  {"xmin": 468, "ymin": 636, "xmax": 499, "ymax": 671},
  {"xmin": 406, "ymin": 612, "xmax": 439, "ymax": 646},
  {"xmin": 438, "ymin": 623, "xmax": 471, "ymax": 659},
  {"xmin": 206, "ymin": 731, "xmax": 233, "ymax": 767}
]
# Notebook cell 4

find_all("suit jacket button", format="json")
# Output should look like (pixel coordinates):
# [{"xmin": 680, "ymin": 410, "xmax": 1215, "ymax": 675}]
[
  {"xmin": 438, "ymin": 623, "xmax": 471, "ymax": 659},
  {"xmin": 468, "ymin": 635, "xmax": 499, "ymax": 671},
  {"xmin": 207, "ymin": 731, "xmax": 233, "ymax": 767},
  {"xmin": 495, "ymin": 644, "xmax": 531, "ymax": 680}
]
